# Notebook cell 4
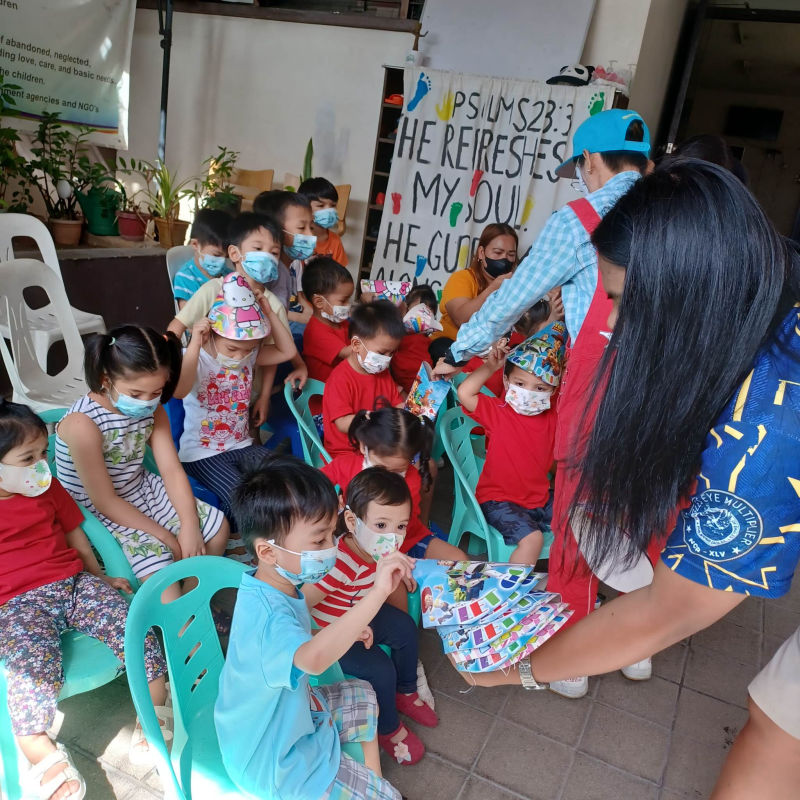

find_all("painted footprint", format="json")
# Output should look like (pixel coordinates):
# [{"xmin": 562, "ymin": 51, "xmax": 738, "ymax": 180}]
[
  {"xmin": 436, "ymin": 91, "xmax": 455, "ymax": 121},
  {"xmin": 415, "ymin": 255, "xmax": 427, "ymax": 278},
  {"xmin": 588, "ymin": 91, "xmax": 606, "ymax": 116},
  {"xmin": 407, "ymin": 72, "xmax": 432, "ymax": 112},
  {"xmin": 391, "ymin": 192, "xmax": 402, "ymax": 214},
  {"xmin": 470, "ymin": 169, "xmax": 484, "ymax": 198},
  {"xmin": 449, "ymin": 201, "xmax": 464, "ymax": 228}
]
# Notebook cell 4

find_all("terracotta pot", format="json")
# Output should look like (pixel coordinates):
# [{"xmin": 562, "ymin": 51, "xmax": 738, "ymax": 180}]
[
  {"xmin": 117, "ymin": 210, "xmax": 151, "ymax": 241},
  {"xmin": 49, "ymin": 218, "xmax": 83, "ymax": 247},
  {"xmin": 153, "ymin": 217, "xmax": 190, "ymax": 249}
]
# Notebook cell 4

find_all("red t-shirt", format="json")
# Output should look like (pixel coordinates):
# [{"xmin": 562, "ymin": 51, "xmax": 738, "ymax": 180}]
[
  {"xmin": 303, "ymin": 315, "xmax": 350, "ymax": 384},
  {"xmin": 322, "ymin": 360, "xmax": 402, "ymax": 458},
  {"xmin": 469, "ymin": 394, "xmax": 556, "ymax": 508},
  {"xmin": 321, "ymin": 453, "xmax": 429, "ymax": 551},
  {"xmin": 391, "ymin": 333, "xmax": 432, "ymax": 393},
  {"xmin": 0, "ymin": 478, "xmax": 85, "ymax": 605}
]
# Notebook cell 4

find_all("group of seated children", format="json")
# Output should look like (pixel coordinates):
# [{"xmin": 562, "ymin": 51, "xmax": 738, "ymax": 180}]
[{"xmin": 0, "ymin": 184, "xmax": 567, "ymax": 799}]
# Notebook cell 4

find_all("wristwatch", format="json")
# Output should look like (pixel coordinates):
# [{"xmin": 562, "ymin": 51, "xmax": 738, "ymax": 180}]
[
  {"xmin": 443, "ymin": 346, "xmax": 470, "ymax": 368},
  {"xmin": 518, "ymin": 659, "xmax": 548, "ymax": 690}
]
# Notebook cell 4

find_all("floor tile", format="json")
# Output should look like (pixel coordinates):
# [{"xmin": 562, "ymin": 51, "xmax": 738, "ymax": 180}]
[
  {"xmin": 579, "ymin": 705, "xmax": 670, "ymax": 782},
  {"xmin": 691, "ymin": 618, "xmax": 762, "ymax": 666},
  {"xmin": 683, "ymin": 645, "xmax": 752, "ymax": 708},
  {"xmin": 69, "ymin": 748, "xmax": 146, "ymax": 800},
  {"xmin": 672, "ymin": 689, "xmax": 748, "ymax": 746},
  {"xmin": 724, "ymin": 598, "xmax": 763, "ymax": 632},
  {"xmin": 475, "ymin": 720, "xmax": 572, "ymax": 799},
  {"xmin": 459, "ymin": 775, "xmax": 529, "ymax": 800},
  {"xmin": 652, "ymin": 642, "xmax": 688, "ymax": 684},
  {"xmin": 430, "ymin": 659, "xmax": 512, "ymax": 715},
  {"xmin": 382, "ymin": 753, "xmax": 468, "ymax": 799},
  {"xmin": 502, "ymin": 684, "xmax": 592, "ymax": 745},
  {"xmin": 663, "ymin": 727, "xmax": 731, "ymax": 797},
  {"xmin": 761, "ymin": 633, "xmax": 786, "ymax": 668},
  {"xmin": 764, "ymin": 603, "xmax": 800, "ymax": 640},
  {"xmin": 561, "ymin": 753, "xmax": 659, "ymax": 800},
  {"xmin": 595, "ymin": 673, "xmax": 679, "ymax": 726}
]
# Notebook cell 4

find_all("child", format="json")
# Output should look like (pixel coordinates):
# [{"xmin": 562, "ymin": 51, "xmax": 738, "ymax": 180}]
[
  {"xmin": 0, "ymin": 400, "xmax": 169, "ymax": 798},
  {"xmin": 298, "ymin": 176, "xmax": 349, "ymax": 266},
  {"xmin": 305, "ymin": 468, "xmax": 438, "ymax": 766},
  {"xmin": 322, "ymin": 407, "xmax": 466, "ymax": 561},
  {"xmin": 167, "ymin": 212, "xmax": 306, "ymax": 426},
  {"xmin": 301, "ymin": 256, "xmax": 355, "ymax": 384},
  {"xmin": 174, "ymin": 271, "xmax": 296, "ymax": 530},
  {"xmin": 322, "ymin": 301, "xmax": 404, "ymax": 458},
  {"xmin": 215, "ymin": 455, "xmax": 407, "ymax": 800},
  {"xmin": 55, "ymin": 326, "xmax": 230, "ymax": 596},
  {"xmin": 457, "ymin": 323, "xmax": 565, "ymax": 565},
  {"xmin": 391, "ymin": 284, "xmax": 441, "ymax": 393},
  {"xmin": 172, "ymin": 209, "xmax": 232, "ymax": 309}
]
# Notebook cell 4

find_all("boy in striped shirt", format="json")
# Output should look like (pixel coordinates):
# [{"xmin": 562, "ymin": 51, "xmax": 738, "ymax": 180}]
[{"xmin": 304, "ymin": 468, "xmax": 438, "ymax": 766}]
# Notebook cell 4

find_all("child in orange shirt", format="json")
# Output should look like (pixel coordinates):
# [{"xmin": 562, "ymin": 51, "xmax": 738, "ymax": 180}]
[{"xmin": 299, "ymin": 177, "xmax": 349, "ymax": 267}]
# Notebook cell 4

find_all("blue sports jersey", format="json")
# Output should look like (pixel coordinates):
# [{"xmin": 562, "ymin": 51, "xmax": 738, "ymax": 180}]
[{"xmin": 662, "ymin": 304, "xmax": 800, "ymax": 597}]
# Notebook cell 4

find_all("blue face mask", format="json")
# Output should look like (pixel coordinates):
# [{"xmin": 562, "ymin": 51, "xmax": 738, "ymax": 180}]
[
  {"xmin": 110, "ymin": 384, "xmax": 160, "ymax": 419},
  {"xmin": 241, "ymin": 251, "xmax": 279, "ymax": 285},
  {"xmin": 284, "ymin": 232, "xmax": 317, "ymax": 261},
  {"xmin": 201, "ymin": 254, "xmax": 228, "ymax": 277},
  {"xmin": 313, "ymin": 208, "xmax": 339, "ymax": 230},
  {"xmin": 268, "ymin": 539, "xmax": 338, "ymax": 585}
]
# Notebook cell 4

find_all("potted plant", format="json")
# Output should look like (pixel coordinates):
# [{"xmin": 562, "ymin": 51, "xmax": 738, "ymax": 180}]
[
  {"xmin": 115, "ymin": 191, "xmax": 151, "ymax": 242},
  {"xmin": 138, "ymin": 159, "xmax": 195, "ymax": 248},
  {"xmin": 188, "ymin": 145, "xmax": 241, "ymax": 213},
  {"xmin": 0, "ymin": 74, "xmax": 33, "ymax": 213},
  {"xmin": 73, "ymin": 156, "xmax": 126, "ymax": 237}
]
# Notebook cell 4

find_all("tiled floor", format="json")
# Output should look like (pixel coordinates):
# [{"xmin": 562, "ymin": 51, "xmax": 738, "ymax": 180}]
[{"xmin": 16, "ymin": 465, "xmax": 800, "ymax": 800}]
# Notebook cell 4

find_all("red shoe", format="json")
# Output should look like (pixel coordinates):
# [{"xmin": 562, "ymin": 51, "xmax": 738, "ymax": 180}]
[
  {"xmin": 378, "ymin": 723, "xmax": 425, "ymax": 765},
  {"xmin": 395, "ymin": 691, "xmax": 439, "ymax": 727}
]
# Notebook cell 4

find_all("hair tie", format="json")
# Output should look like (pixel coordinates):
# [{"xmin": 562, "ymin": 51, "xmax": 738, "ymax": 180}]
[
  {"xmin": 162, "ymin": 334, "xmax": 168, "ymax": 341},
  {"xmin": 365, "ymin": 410, "xmax": 371, "ymax": 420},
  {"xmin": 109, "ymin": 337, "xmax": 116, "ymax": 346}
]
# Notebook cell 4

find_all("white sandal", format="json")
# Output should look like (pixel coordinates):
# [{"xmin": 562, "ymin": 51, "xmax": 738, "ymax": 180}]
[
  {"xmin": 25, "ymin": 743, "xmax": 86, "ymax": 800},
  {"xmin": 128, "ymin": 704, "xmax": 174, "ymax": 766}
]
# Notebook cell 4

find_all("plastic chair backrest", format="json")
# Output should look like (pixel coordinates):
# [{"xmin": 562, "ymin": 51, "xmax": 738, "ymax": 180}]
[
  {"xmin": 283, "ymin": 380, "xmax": 331, "ymax": 467},
  {"xmin": 124, "ymin": 557, "xmax": 247, "ymax": 799},
  {"xmin": 0, "ymin": 259, "xmax": 89, "ymax": 406},
  {"xmin": 334, "ymin": 184, "xmax": 351, "ymax": 236},
  {"xmin": 0, "ymin": 213, "xmax": 60, "ymax": 275},
  {"xmin": 440, "ymin": 407, "xmax": 483, "ymax": 492},
  {"xmin": 232, "ymin": 168, "xmax": 273, "ymax": 192},
  {"xmin": 167, "ymin": 246, "xmax": 195, "ymax": 287}
]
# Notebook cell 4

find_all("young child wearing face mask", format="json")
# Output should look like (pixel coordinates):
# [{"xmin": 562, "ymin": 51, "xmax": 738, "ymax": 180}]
[
  {"xmin": 304, "ymin": 468, "xmax": 438, "ymax": 767},
  {"xmin": 172, "ymin": 209, "xmax": 232, "ymax": 310},
  {"xmin": 297, "ymin": 176, "xmax": 349, "ymax": 266},
  {"xmin": 173, "ymin": 272, "xmax": 296, "ymax": 536},
  {"xmin": 0, "ymin": 400, "xmax": 170, "ymax": 794},
  {"xmin": 457, "ymin": 322, "xmax": 566, "ymax": 566},
  {"xmin": 55, "ymin": 326, "xmax": 230, "ymax": 596},
  {"xmin": 389, "ymin": 285, "xmax": 442, "ymax": 394},
  {"xmin": 322, "ymin": 301, "xmax": 405, "ymax": 458},
  {"xmin": 215, "ymin": 455, "xmax": 407, "ymax": 800}
]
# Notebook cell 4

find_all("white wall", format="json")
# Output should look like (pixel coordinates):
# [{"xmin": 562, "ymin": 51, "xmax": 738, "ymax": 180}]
[
  {"xmin": 125, "ymin": 10, "xmax": 414, "ymax": 268},
  {"xmin": 582, "ymin": 0, "xmax": 651, "ymax": 68}
]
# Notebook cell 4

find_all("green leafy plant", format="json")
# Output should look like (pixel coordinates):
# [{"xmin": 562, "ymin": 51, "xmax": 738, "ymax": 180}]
[
  {"xmin": 118, "ymin": 157, "xmax": 196, "ymax": 221},
  {"xmin": 186, "ymin": 145, "xmax": 240, "ymax": 212},
  {"xmin": 0, "ymin": 73, "xmax": 32, "ymax": 213},
  {"xmin": 301, "ymin": 138, "xmax": 313, "ymax": 183}
]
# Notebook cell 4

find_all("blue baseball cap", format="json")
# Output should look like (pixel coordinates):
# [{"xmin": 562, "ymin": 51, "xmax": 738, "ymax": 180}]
[{"xmin": 556, "ymin": 108, "xmax": 651, "ymax": 178}]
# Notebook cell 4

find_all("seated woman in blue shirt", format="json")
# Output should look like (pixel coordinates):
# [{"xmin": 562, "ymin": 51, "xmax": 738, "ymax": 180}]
[{"xmin": 454, "ymin": 160, "xmax": 800, "ymax": 799}]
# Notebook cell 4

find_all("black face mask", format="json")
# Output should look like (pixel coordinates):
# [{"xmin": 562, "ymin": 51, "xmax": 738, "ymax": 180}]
[{"xmin": 483, "ymin": 257, "xmax": 513, "ymax": 278}]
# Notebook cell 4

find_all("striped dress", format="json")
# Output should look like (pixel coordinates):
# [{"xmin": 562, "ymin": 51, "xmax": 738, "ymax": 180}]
[{"xmin": 55, "ymin": 395, "xmax": 225, "ymax": 579}]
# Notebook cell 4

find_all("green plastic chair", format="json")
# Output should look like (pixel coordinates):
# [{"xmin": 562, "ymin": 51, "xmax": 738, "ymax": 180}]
[
  {"xmin": 439, "ymin": 407, "xmax": 553, "ymax": 562},
  {"xmin": 124, "ymin": 556, "xmax": 361, "ymax": 800},
  {"xmin": 283, "ymin": 379, "xmax": 332, "ymax": 467}
]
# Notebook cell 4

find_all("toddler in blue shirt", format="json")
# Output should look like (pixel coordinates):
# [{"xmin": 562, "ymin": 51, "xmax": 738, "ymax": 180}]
[{"xmin": 214, "ymin": 454, "xmax": 409, "ymax": 800}]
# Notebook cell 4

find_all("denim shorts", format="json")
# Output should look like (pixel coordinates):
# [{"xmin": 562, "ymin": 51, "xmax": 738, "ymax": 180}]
[{"xmin": 480, "ymin": 492, "xmax": 553, "ymax": 545}]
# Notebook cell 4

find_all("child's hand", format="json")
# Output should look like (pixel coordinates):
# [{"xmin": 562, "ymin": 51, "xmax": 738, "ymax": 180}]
[
  {"xmin": 547, "ymin": 287, "xmax": 564, "ymax": 323},
  {"xmin": 250, "ymin": 394, "xmax": 270, "ymax": 428},
  {"xmin": 484, "ymin": 339, "xmax": 509, "ymax": 371},
  {"xmin": 102, "ymin": 575, "xmax": 133, "ymax": 593},
  {"xmin": 431, "ymin": 357, "xmax": 462, "ymax": 380},
  {"xmin": 191, "ymin": 318, "xmax": 211, "ymax": 347},
  {"xmin": 177, "ymin": 527, "xmax": 206, "ymax": 559},
  {"xmin": 403, "ymin": 574, "xmax": 417, "ymax": 594},
  {"xmin": 359, "ymin": 627, "xmax": 374, "ymax": 650},
  {"xmin": 284, "ymin": 362, "xmax": 308, "ymax": 389},
  {"xmin": 372, "ymin": 551, "xmax": 415, "ymax": 598}
]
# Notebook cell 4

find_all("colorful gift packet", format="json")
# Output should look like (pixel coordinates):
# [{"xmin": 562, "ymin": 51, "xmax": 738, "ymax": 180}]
[
  {"xmin": 360, "ymin": 279, "xmax": 413, "ymax": 306},
  {"xmin": 414, "ymin": 559, "xmax": 573, "ymax": 673},
  {"xmin": 404, "ymin": 363, "xmax": 451, "ymax": 421}
]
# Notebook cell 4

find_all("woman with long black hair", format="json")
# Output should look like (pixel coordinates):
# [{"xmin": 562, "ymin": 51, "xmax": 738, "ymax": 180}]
[{"xmin": 457, "ymin": 160, "xmax": 800, "ymax": 797}]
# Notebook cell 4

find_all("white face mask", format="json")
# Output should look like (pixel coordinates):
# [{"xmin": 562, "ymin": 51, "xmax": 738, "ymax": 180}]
[
  {"xmin": 321, "ymin": 299, "xmax": 351, "ymax": 324},
  {"xmin": 575, "ymin": 162, "xmax": 590, "ymax": 196},
  {"xmin": 504, "ymin": 383, "xmax": 551, "ymax": 416},
  {"xmin": 355, "ymin": 340, "xmax": 392, "ymax": 374},
  {"xmin": 0, "ymin": 459, "xmax": 52, "ymax": 497},
  {"xmin": 352, "ymin": 514, "xmax": 403, "ymax": 560}
]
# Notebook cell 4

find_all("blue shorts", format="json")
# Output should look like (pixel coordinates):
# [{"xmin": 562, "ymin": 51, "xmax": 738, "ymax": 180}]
[
  {"xmin": 480, "ymin": 493, "xmax": 553, "ymax": 546},
  {"xmin": 407, "ymin": 522, "xmax": 449, "ymax": 558}
]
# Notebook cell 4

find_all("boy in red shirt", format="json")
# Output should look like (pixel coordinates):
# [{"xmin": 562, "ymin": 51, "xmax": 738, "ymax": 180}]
[
  {"xmin": 322, "ymin": 301, "xmax": 404, "ymax": 458},
  {"xmin": 391, "ymin": 285, "xmax": 441, "ymax": 393},
  {"xmin": 457, "ymin": 322, "xmax": 566, "ymax": 565}
]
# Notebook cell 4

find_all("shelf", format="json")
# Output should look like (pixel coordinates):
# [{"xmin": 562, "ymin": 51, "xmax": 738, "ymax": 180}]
[
  {"xmin": 378, "ymin": 137, "xmax": 396, "ymax": 144},
  {"xmin": 365, "ymin": 236, "xmax": 378, "ymax": 243},
  {"xmin": 374, "ymin": 171, "xmax": 390, "ymax": 177},
  {"xmin": 382, "ymin": 102, "xmax": 403, "ymax": 110},
  {"xmin": 369, "ymin": 204, "xmax": 385, "ymax": 211}
]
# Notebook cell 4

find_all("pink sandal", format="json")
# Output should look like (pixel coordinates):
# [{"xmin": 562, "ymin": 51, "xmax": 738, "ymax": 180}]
[{"xmin": 396, "ymin": 691, "xmax": 439, "ymax": 727}]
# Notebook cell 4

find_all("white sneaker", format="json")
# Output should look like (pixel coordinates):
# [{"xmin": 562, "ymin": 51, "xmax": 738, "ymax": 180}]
[
  {"xmin": 548, "ymin": 676, "xmax": 589, "ymax": 699},
  {"xmin": 621, "ymin": 658, "xmax": 652, "ymax": 681}
]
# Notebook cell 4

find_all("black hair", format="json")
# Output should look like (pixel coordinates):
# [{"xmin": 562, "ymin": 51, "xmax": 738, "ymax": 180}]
[
  {"xmin": 231, "ymin": 453, "xmax": 338, "ymax": 556},
  {"xmin": 349, "ymin": 300, "xmax": 405, "ymax": 343},
  {"xmin": 298, "ymin": 177, "xmax": 339, "ymax": 204},
  {"xmin": 405, "ymin": 284, "xmax": 437, "ymax": 314},
  {"xmin": 226, "ymin": 212, "xmax": 281, "ymax": 250},
  {"xmin": 662, "ymin": 134, "xmax": 748, "ymax": 185},
  {"xmin": 190, "ymin": 208, "xmax": 231, "ymax": 249},
  {"xmin": 348, "ymin": 407, "xmax": 434, "ymax": 490},
  {"xmin": 253, "ymin": 190, "xmax": 311, "ymax": 226},
  {"xmin": 346, "ymin": 467, "xmax": 412, "ymax": 522},
  {"xmin": 514, "ymin": 299, "xmax": 550, "ymax": 338},
  {"xmin": 0, "ymin": 399, "xmax": 47, "ymax": 461},
  {"xmin": 571, "ymin": 159, "xmax": 800, "ymax": 573},
  {"xmin": 576, "ymin": 119, "xmax": 649, "ymax": 175},
  {"xmin": 301, "ymin": 256, "xmax": 353, "ymax": 300},
  {"xmin": 83, "ymin": 326, "xmax": 183, "ymax": 403}
]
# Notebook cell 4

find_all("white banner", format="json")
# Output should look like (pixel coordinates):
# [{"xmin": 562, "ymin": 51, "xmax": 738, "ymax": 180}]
[
  {"xmin": 372, "ymin": 67, "xmax": 613, "ymax": 292},
  {"xmin": 0, "ymin": 0, "xmax": 136, "ymax": 148}
]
